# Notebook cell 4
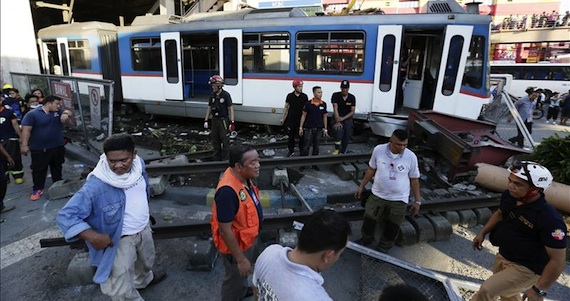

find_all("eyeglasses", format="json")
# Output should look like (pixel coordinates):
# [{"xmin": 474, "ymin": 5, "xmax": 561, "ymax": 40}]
[{"xmin": 509, "ymin": 161, "xmax": 534, "ymax": 187}]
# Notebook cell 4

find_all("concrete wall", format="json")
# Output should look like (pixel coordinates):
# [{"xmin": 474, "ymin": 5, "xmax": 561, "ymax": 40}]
[{"xmin": 0, "ymin": 0, "xmax": 40, "ymax": 86}]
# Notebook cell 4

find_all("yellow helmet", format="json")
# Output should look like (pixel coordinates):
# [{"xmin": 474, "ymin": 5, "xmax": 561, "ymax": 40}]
[{"xmin": 2, "ymin": 83, "xmax": 13, "ymax": 90}]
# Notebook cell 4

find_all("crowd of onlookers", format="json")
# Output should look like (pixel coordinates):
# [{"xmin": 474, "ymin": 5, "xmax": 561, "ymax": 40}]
[{"xmin": 492, "ymin": 10, "xmax": 570, "ymax": 30}]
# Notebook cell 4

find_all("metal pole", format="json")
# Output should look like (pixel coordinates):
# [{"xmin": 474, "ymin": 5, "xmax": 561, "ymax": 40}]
[
  {"xmin": 289, "ymin": 183, "xmax": 314, "ymax": 212},
  {"xmin": 72, "ymin": 80, "xmax": 89, "ymax": 147},
  {"xmin": 108, "ymin": 81, "xmax": 115, "ymax": 137}
]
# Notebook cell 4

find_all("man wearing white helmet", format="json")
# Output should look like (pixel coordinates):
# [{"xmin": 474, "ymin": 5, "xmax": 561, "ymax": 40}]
[{"xmin": 472, "ymin": 161, "xmax": 567, "ymax": 301}]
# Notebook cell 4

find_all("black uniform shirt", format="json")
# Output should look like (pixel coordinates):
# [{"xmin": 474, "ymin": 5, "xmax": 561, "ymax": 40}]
[
  {"xmin": 302, "ymin": 99, "xmax": 327, "ymax": 129},
  {"xmin": 284, "ymin": 91, "xmax": 308, "ymax": 127},
  {"xmin": 331, "ymin": 91, "xmax": 356, "ymax": 118},
  {"xmin": 497, "ymin": 191, "xmax": 567, "ymax": 275},
  {"xmin": 209, "ymin": 90, "xmax": 233, "ymax": 118}
]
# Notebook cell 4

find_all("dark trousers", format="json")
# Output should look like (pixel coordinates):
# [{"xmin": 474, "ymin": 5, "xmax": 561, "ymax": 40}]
[
  {"xmin": 211, "ymin": 117, "xmax": 230, "ymax": 161},
  {"xmin": 361, "ymin": 194, "xmax": 407, "ymax": 252},
  {"xmin": 512, "ymin": 121, "xmax": 533, "ymax": 148},
  {"xmin": 220, "ymin": 247, "xmax": 254, "ymax": 301},
  {"xmin": 1, "ymin": 139, "xmax": 24, "ymax": 179},
  {"xmin": 30, "ymin": 145, "xmax": 65, "ymax": 190},
  {"xmin": 0, "ymin": 177, "xmax": 7, "ymax": 211},
  {"xmin": 546, "ymin": 106, "xmax": 559, "ymax": 121},
  {"xmin": 301, "ymin": 128, "xmax": 322, "ymax": 156},
  {"xmin": 286, "ymin": 123, "xmax": 303, "ymax": 154},
  {"xmin": 333, "ymin": 118, "xmax": 354, "ymax": 153}
]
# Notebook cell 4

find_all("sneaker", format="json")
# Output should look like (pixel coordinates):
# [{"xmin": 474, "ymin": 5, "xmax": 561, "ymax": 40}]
[
  {"xmin": 1, "ymin": 205, "xmax": 15, "ymax": 213},
  {"xmin": 552, "ymin": 121, "xmax": 557, "ymax": 125},
  {"xmin": 287, "ymin": 151, "xmax": 294, "ymax": 157},
  {"xmin": 312, "ymin": 165, "xmax": 320, "ymax": 171},
  {"xmin": 30, "ymin": 189, "xmax": 43, "ymax": 201},
  {"xmin": 14, "ymin": 178, "xmax": 25, "ymax": 184},
  {"xmin": 545, "ymin": 120, "xmax": 550, "ymax": 124},
  {"xmin": 332, "ymin": 149, "xmax": 339, "ymax": 155}
]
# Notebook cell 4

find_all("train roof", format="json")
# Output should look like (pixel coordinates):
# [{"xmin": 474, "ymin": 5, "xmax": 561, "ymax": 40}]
[
  {"xmin": 128, "ymin": 0, "xmax": 483, "ymax": 27},
  {"xmin": 121, "ymin": 7, "xmax": 490, "ymax": 34},
  {"xmin": 130, "ymin": 7, "xmax": 308, "ymax": 26},
  {"xmin": 38, "ymin": 21, "xmax": 117, "ymax": 38}
]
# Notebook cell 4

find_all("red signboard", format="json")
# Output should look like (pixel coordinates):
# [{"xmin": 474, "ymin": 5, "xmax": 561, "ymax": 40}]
[{"xmin": 50, "ymin": 81, "xmax": 77, "ymax": 127}]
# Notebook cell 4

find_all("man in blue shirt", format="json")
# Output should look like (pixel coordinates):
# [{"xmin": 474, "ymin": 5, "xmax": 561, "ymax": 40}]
[
  {"xmin": 57, "ymin": 134, "xmax": 166, "ymax": 300},
  {"xmin": 20, "ymin": 95, "xmax": 72, "ymax": 201},
  {"xmin": 508, "ymin": 88, "xmax": 538, "ymax": 148}
]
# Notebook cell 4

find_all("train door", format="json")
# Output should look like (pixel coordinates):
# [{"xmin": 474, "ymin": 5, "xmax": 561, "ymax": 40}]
[
  {"xmin": 432, "ymin": 25, "xmax": 472, "ymax": 115},
  {"xmin": 160, "ymin": 32, "xmax": 184, "ymax": 100},
  {"xmin": 402, "ymin": 35, "xmax": 428, "ymax": 109},
  {"xmin": 219, "ymin": 29, "xmax": 243, "ymax": 104},
  {"xmin": 372, "ymin": 25, "xmax": 402, "ymax": 113},
  {"xmin": 56, "ymin": 37, "xmax": 71, "ymax": 76}
]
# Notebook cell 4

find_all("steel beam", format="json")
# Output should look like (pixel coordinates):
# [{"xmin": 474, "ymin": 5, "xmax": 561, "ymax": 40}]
[
  {"xmin": 39, "ymin": 194, "xmax": 499, "ymax": 249},
  {"xmin": 145, "ymin": 153, "xmax": 372, "ymax": 175}
]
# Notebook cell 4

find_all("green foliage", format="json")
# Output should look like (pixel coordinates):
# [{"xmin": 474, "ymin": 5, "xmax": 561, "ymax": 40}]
[{"xmin": 531, "ymin": 132, "xmax": 570, "ymax": 185}]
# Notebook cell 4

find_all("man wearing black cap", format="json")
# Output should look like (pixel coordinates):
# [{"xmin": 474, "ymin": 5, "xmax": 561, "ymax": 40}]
[{"xmin": 331, "ymin": 80, "xmax": 356, "ymax": 154}]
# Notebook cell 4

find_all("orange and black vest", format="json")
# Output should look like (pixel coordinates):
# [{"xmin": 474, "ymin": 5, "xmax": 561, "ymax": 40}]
[{"xmin": 211, "ymin": 167, "xmax": 260, "ymax": 254}]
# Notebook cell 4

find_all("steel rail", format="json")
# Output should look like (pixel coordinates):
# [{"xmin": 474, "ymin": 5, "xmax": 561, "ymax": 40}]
[
  {"xmin": 39, "ymin": 193, "xmax": 500, "ymax": 249},
  {"xmin": 146, "ymin": 152, "xmax": 372, "ymax": 175}
]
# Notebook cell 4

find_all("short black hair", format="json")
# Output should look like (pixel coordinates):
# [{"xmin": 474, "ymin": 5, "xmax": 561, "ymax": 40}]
[
  {"xmin": 103, "ymin": 133, "xmax": 135, "ymax": 154},
  {"xmin": 43, "ymin": 95, "xmax": 62, "ymax": 104},
  {"xmin": 392, "ymin": 129, "xmax": 408, "ymax": 141},
  {"xmin": 378, "ymin": 284, "xmax": 428, "ymax": 301},
  {"xmin": 25, "ymin": 93, "xmax": 39, "ymax": 102},
  {"xmin": 229, "ymin": 144, "xmax": 255, "ymax": 167},
  {"xmin": 297, "ymin": 208, "xmax": 351, "ymax": 253},
  {"xmin": 31, "ymin": 88, "xmax": 44, "ymax": 96},
  {"xmin": 312, "ymin": 86, "xmax": 322, "ymax": 93}
]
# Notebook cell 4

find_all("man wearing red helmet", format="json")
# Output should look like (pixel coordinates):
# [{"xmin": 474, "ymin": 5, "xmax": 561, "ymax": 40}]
[
  {"xmin": 204, "ymin": 75, "xmax": 235, "ymax": 161},
  {"xmin": 280, "ymin": 80, "xmax": 308, "ymax": 157},
  {"xmin": 472, "ymin": 161, "xmax": 567, "ymax": 301}
]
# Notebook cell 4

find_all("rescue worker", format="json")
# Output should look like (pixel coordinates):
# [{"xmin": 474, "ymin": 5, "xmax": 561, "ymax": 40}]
[
  {"xmin": 331, "ymin": 80, "xmax": 356, "ymax": 154},
  {"xmin": 204, "ymin": 75, "xmax": 235, "ymax": 161},
  {"xmin": 280, "ymin": 79, "xmax": 308, "ymax": 157},
  {"xmin": 211, "ymin": 144, "xmax": 263, "ymax": 301},
  {"xmin": 472, "ymin": 161, "xmax": 567, "ymax": 301}
]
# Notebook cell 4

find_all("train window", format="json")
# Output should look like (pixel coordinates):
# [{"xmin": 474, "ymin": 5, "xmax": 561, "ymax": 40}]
[
  {"xmin": 442, "ymin": 35, "xmax": 464, "ymax": 96},
  {"xmin": 243, "ymin": 32, "xmax": 290, "ymax": 73},
  {"xmin": 462, "ymin": 35, "xmax": 485, "ymax": 89},
  {"xmin": 67, "ymin": 40, "xmax": 91, "ymax": 70},
  {"xmin": 223, "ymin": 38, "xmax": 238, "ymax": 85},
  {"xmin": 379, "ymin": 35, "xmax": 396, "ymax": 92},
  {"xmin": 131, "ymin": 38, "xmax": 162, "ymax": 71},
  {"xmin": 295, "ymin": 31, "xmax": 364, "ymax": 75},
  {"xmin": 164, "ymin": 40, "xmax": 179, "ymax": 84}
]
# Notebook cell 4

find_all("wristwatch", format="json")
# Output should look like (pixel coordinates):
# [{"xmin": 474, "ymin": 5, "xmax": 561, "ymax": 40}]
[{"xmin": 532, "ymin": 285, "xmax": 547, "ymax": 296}]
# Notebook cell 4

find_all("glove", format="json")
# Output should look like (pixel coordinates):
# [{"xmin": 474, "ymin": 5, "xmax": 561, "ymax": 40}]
[
  {"xmin": 229, "ymin": 122, "xmax": 235, "ymax": 132},
  {"xmin": 204, "ymin": 121, "xmax": 208, "ymax": 129}
]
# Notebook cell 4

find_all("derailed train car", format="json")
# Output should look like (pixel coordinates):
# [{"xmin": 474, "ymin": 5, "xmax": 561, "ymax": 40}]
[{"xmin": 37, "ymin": 0, "xmax": 491, "ymax": 136}]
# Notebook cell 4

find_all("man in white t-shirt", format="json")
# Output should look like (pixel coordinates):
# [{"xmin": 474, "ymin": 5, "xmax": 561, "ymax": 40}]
[
  {"xmin": 57, "ymin": 134, "xmax": 166, "ymax": 300},
  {"xmin": 354, "ymin": 129, "xmax": 422, "ymax": 252},
  {"xmin": 253, "ymin": 209, "xmax": 351, "ymax": 301}
]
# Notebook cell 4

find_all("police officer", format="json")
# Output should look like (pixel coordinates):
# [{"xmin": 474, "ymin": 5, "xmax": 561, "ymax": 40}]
[
  {"xmin": 472, "ymin": 161, "xmax": 567, "ymax": 301},
  {"xmin": 331, "ymin": 80, "xmax": 356, "ymax": 154},
  {"xmin": 204, "ymin": 75, "xmax": 235, "ymax": 161}
]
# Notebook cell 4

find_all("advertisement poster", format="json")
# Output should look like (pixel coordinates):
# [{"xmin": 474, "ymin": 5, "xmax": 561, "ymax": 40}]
[
  {"xmin": 89, "ymin": 86, "xmax": 101, "ymax": 130},
  {"xmin": 50, "ymin": 81, "xmax": 77, "ymax": 127}
]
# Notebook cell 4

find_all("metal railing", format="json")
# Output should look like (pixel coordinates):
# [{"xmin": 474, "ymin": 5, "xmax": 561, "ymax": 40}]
[{"xmin": 10, "ymin": 72, "xmax": 114, "ymax": 155}]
